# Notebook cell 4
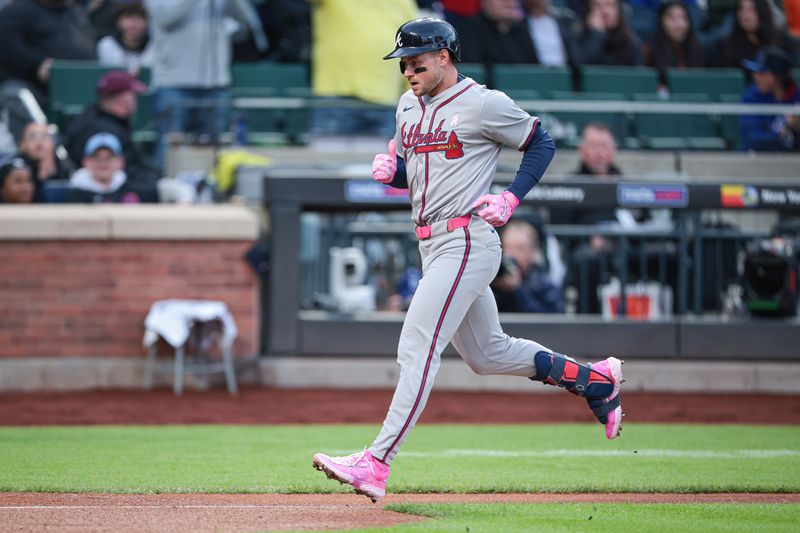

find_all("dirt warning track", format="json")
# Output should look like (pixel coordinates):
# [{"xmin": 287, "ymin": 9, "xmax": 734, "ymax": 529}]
[{"xmin": 1, "ymin": 493, "xmax": 798, "ymax": 532}]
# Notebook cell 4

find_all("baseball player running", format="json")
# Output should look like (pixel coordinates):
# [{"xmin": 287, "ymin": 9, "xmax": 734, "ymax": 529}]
[{"xmin": 313, "ymin": 18, "xmax": 624, "ymax": 503}]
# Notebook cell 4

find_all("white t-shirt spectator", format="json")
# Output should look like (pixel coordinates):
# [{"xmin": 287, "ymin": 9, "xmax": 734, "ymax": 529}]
[
  {"xmin": 528, "ymin": 15, "xmax": 567, "ymax": 67},
  {"xmin": 97, "ymin": 35, "xmax": 154, "ymax": 73}
]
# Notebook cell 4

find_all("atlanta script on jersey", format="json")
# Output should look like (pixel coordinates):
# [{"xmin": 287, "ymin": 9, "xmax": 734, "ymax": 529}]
[{"xmin": 394, "ymin": 77, "xmax": 539, "ymax": 225}]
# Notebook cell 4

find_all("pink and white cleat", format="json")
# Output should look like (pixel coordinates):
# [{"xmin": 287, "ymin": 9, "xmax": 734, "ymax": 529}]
[
  {"xmin": 312, "ymin": 449, "xmax": 390, "ymax": 503},
  {"xmin": 587, "ymin": 357, "xmax": 624, "ymax": 439}
]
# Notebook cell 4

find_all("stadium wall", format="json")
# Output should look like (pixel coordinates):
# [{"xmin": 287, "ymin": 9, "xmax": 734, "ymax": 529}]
[{"xmin": 0, "ymin": 206, "xmax": 260, "ymax": 383}]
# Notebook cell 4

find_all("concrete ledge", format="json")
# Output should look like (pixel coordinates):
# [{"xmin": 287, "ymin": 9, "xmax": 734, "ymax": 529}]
[
  {"xmin": 2, "ymin": 356, "xmax": 798, "ymax": 393},
  {"xmin": 0, "ymin": 205, "xmax": 108, "ymax": 240},
  {"xmin": 0, "ymin": 205, "xmax": 260, "ymax": 241}
]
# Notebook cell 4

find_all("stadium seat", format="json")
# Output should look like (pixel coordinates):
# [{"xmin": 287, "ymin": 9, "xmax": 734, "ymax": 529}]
[
  {"xmin": 230, "ymin": 62, "xmax": 309, "ymax": 97},
  {"xmin": 581, "ymin": 66, "xmax": 658, "ymax": 95},
  {"xmin": 230, "ymin": 62, "xmax": 311, "ymax": 144},
  {"xmin": 718, "ymin": 93, "xmax": 741, "ymax": 149},
  {"xmin": 493, "ymin": 65, "xmax": 572, "ymax": 98},
  {"xmin": 458, "ymin": 64, "xmax": 487, "ymax": 85},
  {"xmin": 548, "ymin": 91, "xmax": 630, "ymax": 145},
  {"xmin": 666, "ymin": 68, "xmax": 745, "ymax": 101},
  {"xmin": 631, "ymin": 93, "xmax": 720, "ymax": 148}
]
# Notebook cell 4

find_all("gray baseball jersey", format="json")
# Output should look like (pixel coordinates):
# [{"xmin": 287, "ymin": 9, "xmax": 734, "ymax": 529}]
[
  {"xmin": 393, "ymin": 77, "xmax": 540, "ymax": 225},
  {"xmin": 368, "ymin": 78, "xmax": 551, "ymax": 464}
]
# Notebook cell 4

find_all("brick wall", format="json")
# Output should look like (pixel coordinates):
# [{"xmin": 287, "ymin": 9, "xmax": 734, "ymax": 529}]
[{"xmin": 0, "ymin": 240, "xmax": 259, "ymax": 358}]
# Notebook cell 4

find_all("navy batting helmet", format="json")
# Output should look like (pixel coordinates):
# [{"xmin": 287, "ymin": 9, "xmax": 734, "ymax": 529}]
[{"xmin": 383, "ymin": 18, "xmax": 461, "ymax": 62}]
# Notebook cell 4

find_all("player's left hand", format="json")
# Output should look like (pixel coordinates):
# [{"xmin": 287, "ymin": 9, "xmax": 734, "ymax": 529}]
[{"xmin": 472, "ymin": 191, "xmax": 520, "ymax": 227}]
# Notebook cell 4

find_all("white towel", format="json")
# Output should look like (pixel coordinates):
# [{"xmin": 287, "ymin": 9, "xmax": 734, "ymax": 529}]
[{"xmin": 143, "ymin": 299, "xmax": 238, "ymax": 349}]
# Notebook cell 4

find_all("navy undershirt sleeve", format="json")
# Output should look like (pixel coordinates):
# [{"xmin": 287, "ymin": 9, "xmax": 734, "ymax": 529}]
[
  {"xmin": 387, "ymin": 156, "xmax": 408, "ymax": 189},
  {"xmin": 505, "ymin": 126, "xmax": 556, "ymax": 202}
]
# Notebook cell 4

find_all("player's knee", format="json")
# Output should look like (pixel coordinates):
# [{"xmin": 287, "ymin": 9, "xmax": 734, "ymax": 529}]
[{"xmin": 465, "ymin": 358, "xmax": 494, "ymax": 376}]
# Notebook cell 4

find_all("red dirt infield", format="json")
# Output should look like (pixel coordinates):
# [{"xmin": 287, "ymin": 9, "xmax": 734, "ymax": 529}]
[{"xmin": 2, "ymin": 493, "xmax": 798, "ymax": 533}]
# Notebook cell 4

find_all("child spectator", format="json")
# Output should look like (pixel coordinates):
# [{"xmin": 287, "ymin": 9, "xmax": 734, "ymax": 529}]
[
  {"xmin": 17, "ymin": 122, "xmax": 72, "ymax": 202},
  {"xmin": 646, "ymin": 0, "xmax": 705, "ymax": 88},
  {"xmin": 575, "ymin": 0, "xmax": 644, "ymax": 66},
  {"xmin": 0, "ymin": 156, "xmax": 35, "ymax": 204},
  {"xmin": 65, "ymin": 132, "xmax": 157, "ymax": 203},
  {"xmin": 97, "ymin": 1, "xmax": 154, "ymax": 74},
  {"xmin": 739, "ymin": 46, "xmax": 800, "ymax": 151}
]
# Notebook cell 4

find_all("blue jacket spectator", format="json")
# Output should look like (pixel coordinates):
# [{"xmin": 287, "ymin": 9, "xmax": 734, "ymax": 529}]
[
  {"xmin": 739, "ymin": 47, "xmax": 800, "ymax": 151},
  {"xmin": 0, "ymin": 0, "xmax": 97, "ymax": 109}
]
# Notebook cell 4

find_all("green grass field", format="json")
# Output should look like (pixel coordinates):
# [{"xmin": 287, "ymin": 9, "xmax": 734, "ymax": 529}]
[{"xmin": 2, "ymin": 423, "xmax": 799, "ymax": 531}]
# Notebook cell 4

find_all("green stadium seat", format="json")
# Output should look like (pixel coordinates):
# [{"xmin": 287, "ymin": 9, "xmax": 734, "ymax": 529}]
[
  {"xmin": 631, "ymin": 93, "xmax": 717, "ymax": 143},
  {"xmin": 230, "ymin": 62, "xmax": 311, "ymax": 144},
  {"xmin": 666, "ymin": 68, "xmax": 745, "ymax": 101},
  {"xmin": 581, "ymin": 66, "xmax": 658, "ymax": 95},
  {"xmin": 230, "ymin": 62, "xmax": 309, "ymax": 97},
  {"xmin": 647, "ymin": 137, "xmax": 689, "ymax": 150},
  {"xmin": 493, "ymin": 65, "xmax": 572, "ymax": 98},
  {"xmin": 718, "ymin": 93, "xmax": 741, "ymax": 149},
  {"xmin": 547, "ymin": 91, "xmax": 630, "ymax": 143},
  {"xmin": 457, "ymin": 63, "xmax": 486, "ymax": 84}
]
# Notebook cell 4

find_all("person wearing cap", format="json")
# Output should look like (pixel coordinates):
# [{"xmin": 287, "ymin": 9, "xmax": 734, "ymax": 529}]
[
  {"xmin": 739, "ymin": 46, "xmax": 800, "ymax": 151},
  {"xmin": 65, "ymin": 131, "xmax": 157, "ymax": 203},
  {"xmin": 96, "ymin": 1, "xmax": 155, "ymax": 75},
  {"xmin": 0, "ymin": 157, "xmax": 35, "ymax": 204},
  {"xmin": 65, "ymin": 70, "xmax": 159, "ymax": 189}
]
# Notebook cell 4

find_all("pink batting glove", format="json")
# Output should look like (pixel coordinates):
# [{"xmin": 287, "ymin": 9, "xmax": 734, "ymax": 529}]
[
  {"xmin": 372, "ymin": 139, "xmax": 397, "ymax": 184},
  {"xmin": 472, "ymin": 191, "xmax": 520, "ymax": 227}
]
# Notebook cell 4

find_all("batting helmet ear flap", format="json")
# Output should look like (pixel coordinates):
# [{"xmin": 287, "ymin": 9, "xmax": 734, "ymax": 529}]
[{"xmin": 383, "ymin": 17, "xmax": 461, "ymax": 62}]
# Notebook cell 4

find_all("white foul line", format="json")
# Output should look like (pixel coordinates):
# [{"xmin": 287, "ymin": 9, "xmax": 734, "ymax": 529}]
[{"xmin": 334, "ymin": 449, "xmax": 800, "ymax": 459}]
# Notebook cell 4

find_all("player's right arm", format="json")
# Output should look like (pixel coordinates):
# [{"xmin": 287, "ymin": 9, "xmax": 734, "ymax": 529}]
[{"xmin": 372, "ymin": 139, "xmax": 408, "ymax": 189}]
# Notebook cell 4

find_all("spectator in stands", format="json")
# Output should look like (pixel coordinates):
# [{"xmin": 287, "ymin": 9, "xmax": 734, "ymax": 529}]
[
  {"xmin": 65, "ymin": 132, "xmax": 157, "ymax": 203},
  {"xmin": 17, "ymin": 122, "xmax": 72, "ymax": 202},
  {"xmin": 739, "ymin": 46, "xmax": 800, "ymax": 151},
  {"xmin": 0, "ymin": 156, "xmax": 35, "ymax": 204},
  {"xmin": 787, "ymin": 0, "xmax": 800, "ymax": 37},
  {"xmin": 312, "ymin": 0, "xmax": 418, "ymax": 138},
  {"xmin": 574, "ymin": 0, "xmax": 644, "ymax": 66},
  {"xmin": 144, "ymin": 0, "xmax": 262, "ymax": 171},
  {"xmin": 456, "ymin": 0, "xmax": 539, "ymax": 65},
  {"xmin": 0, "ymin": 0, "xmax": 97, "ymax": 109},
  {"xmin": 491, "ymin": 220, "xmax": 565, "ymax": 313},
  {"xmin": 522, "ymin": 0, "xmax": 579, "ymax": 68},
  {"xmin": 646, "ymin": 0, "xmax": 705, "ymax": 88},
  {"xmin": 87, "ymin": 0, "xmax": 128, "ymax": 39},
  {"xmin": 719, "ymin": 0, "xmax": 797, "ymax": 75},
  {"xmin": 65, "ymin": 70, "xmax": 159, "ymax": 190},
  {"xmin": 97, "ymin": 1, "xmax": 154, "ymax": 74},
  {"xmin": 550, "ymin": 123, "xmax": 647, "ymax": 313}
]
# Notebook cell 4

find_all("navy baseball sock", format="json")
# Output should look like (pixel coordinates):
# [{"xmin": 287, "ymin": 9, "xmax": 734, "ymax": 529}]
[{"xmin": 530, "ymin": 351, "xmax": 613, "ymax": 399}]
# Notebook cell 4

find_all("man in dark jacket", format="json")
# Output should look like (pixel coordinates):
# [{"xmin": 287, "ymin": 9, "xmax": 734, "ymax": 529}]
[
  {"xmin": 0, "ymin": 0, "xmax": 97, "ymax": 109},
  {"xmin": 455, "ymin": 0, "xmax": 539, "ymax": 66},
  {"xmin": 65, "ymin": 70, "xmax": 159, "ymax": 189}
]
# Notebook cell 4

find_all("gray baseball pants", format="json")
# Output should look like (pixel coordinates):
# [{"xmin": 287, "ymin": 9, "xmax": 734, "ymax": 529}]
[{"xmin": 369, "ymin": 215, "xmax": 551, "ymax": 464}]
